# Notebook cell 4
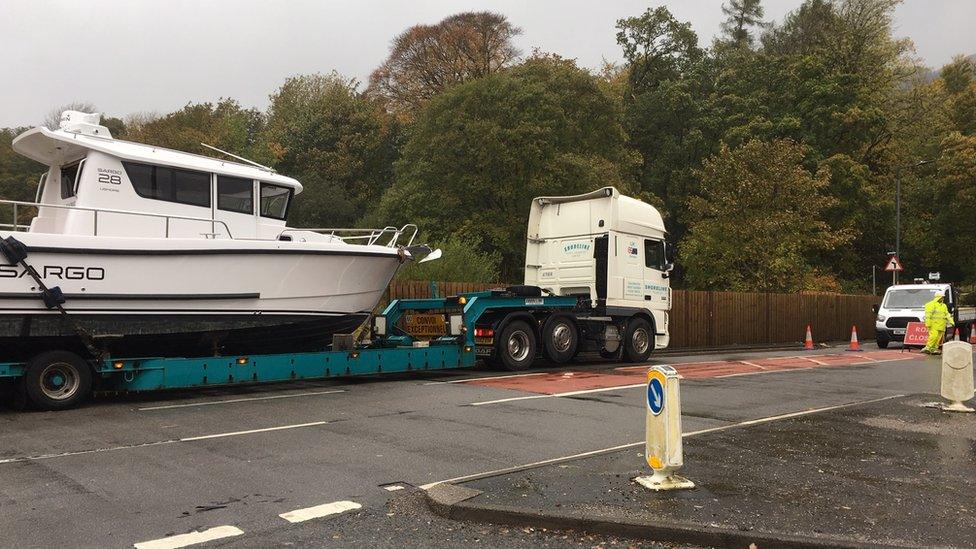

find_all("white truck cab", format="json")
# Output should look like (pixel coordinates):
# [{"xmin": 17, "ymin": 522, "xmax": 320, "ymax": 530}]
[{"xmin": 874, "ymin": 283, "xmax": 974, "ymax": 348}]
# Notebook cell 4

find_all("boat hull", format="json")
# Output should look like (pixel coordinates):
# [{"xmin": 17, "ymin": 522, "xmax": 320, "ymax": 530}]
[{"xmin": 0, "ymin": 233, "xmax": 402, "ymax": 359}]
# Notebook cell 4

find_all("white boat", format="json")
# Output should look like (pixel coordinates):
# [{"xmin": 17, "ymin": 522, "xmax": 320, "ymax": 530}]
[{"xmin": 0, "ymin": 111, "xmax": 423, "ymax": 359}]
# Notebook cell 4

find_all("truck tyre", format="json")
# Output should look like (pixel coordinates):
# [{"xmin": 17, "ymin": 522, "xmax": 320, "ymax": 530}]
[
  {"xmin": 496, "ymin": 320, "xmax": 537, "ymax": 371},
  {"xmin": 23, "ymin": 351, "xmax": 92, "ymax": 411},
  {"xmin": 622, "ymin": 317, "xmax": 653, "ymax": 363},
  {"xmin": 542, "ymin": 316, "xmax": 578, "ymax": 364}
]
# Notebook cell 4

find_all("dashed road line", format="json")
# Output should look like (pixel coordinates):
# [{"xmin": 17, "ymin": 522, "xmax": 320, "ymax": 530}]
[
  {"xmin": 424, "ymin": 372, "xmax": 546, "ymax": 385},
  {"xmin": 279, "ymin": 500, "xmax": 362, "ymax": 523},
  {"xmin": 138, "ymin": 390, "xmax": 346, "ymax": 410},
  {"xmin": 133, "ymin": 525, "xmax": 243, "ymax": 549},
  {"xmin": 1, "ymin": 420, "xmax": 335, "ymax": 465},
  {"xmin": 421, "ymin": 394, "xmax": 905, "ymax": 489},
  {"xmin": 469, "ymin": 383, "xmax": 646, "ymax": 406}
]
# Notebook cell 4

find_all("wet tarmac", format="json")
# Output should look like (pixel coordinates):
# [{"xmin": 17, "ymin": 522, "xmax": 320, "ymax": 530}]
[{"xmin": 434, "ymin": 395, "xmax": 976, "ymax": 548}]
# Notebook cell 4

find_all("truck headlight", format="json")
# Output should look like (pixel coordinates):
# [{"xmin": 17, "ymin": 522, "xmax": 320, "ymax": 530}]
[{"xmin": 876, "ymin": 315, "xmax": 886, "ymax": 322}]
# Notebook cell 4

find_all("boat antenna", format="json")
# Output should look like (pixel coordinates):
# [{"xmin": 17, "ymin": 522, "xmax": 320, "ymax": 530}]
[{"xmin": 200, "ymin": 142, "xmax": 276, "ymax": 173}]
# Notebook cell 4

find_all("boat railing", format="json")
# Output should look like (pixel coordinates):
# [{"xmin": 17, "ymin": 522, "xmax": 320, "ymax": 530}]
[
  {"xmin": 282, "ymin": 224, "xmax": 418, "ymax": 247},
  {"xmin": 0, "ymin": 199, "xmax": 235, "ymax": 239}
]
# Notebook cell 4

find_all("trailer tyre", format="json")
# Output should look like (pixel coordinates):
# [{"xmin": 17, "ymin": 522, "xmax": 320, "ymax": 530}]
[
  {"xmin": 23, "ymin": 351, "xmax": 92, "ymax": 411},
  {"xmin": 496, "ymin": 320, "xmax": 537, "ymax": 371},
  {"xmin": 623, "ymin": 317, "xmax": 654, "ymax": 363},
  {"xmin": 542, "ymin": 316, "xmax": 578, "ymax": 364}
]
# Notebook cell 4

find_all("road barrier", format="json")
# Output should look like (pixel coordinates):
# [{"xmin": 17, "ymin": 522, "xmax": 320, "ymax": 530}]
[
  {"xmin": 634, "ymin": 365, "xmax": 694, "ymax": 491},
  {"xmin": 382, "ymin": 282, "xmax": 880, "ymax": 349},
  {"xmin": 939, "ymin": 341, "xmax": 975, "ymax": 412}
]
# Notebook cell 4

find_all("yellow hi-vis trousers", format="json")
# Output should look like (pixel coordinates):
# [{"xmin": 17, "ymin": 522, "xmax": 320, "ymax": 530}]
[{"xmin": 924, "ymin": 325, "xmax": 947, "ymax": 352}]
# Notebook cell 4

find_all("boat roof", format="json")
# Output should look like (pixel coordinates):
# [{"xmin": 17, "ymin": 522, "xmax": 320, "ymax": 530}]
[{"xmin": 12, "ymin": 126, "xmax": 303, "ymax": 193}]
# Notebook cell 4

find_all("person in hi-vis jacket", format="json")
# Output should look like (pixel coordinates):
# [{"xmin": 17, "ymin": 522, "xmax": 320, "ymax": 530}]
[{"xmin": 921, "ymin": 292, "xmax": 953, "ymax": 355}]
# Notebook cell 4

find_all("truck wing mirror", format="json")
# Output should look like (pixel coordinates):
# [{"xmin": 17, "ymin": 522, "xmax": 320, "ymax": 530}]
[
  {"xmin": 663, "ymin": 262, "xmax": 675, "ymax": 272},
  {"xmin": 871, "ymin": 304, "xmax": 879, "ymax": 314}
]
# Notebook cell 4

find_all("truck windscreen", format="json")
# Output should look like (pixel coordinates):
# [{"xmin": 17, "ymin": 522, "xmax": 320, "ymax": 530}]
[{"xmin": 883, "ymin": 288, "xmax": 942, "ymax": 309}]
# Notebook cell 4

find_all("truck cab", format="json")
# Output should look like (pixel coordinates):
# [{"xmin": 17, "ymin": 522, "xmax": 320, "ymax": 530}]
[{"xmin": 874, "ymin": 283, "xmax": 968, "ymax": 348}]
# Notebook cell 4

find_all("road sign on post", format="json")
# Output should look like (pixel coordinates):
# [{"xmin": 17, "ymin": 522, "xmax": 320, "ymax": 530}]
[
  {"xmin": 635, "ymin": 365, "xmax": 695, "ymax": 491},
  {"xmin": 884, "ymin": 255, "xmax": 904, "ymax": 272}
]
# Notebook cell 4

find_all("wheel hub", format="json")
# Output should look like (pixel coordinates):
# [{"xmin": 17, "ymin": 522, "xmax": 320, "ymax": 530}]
[
  {"xmin": 551, "ymin": 324, "xmax": 573, "ymax": 353},
  {"xmin": 633, "ymin": 328, "xmax": 649, "ymax": 355},
  {"xmin": 508, "ymin": 331, "xmax": 531, "ymax": 361},
  {"xmin": 39, "ymin": 362, "xmax": 79, "ymax": 401}
]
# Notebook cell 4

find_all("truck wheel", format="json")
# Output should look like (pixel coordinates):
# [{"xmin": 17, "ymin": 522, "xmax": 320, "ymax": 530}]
[
  {"xmin": 496, "ymin": 320, "xmax": 537, "ymax": 371},
  {"xmin": 623, "ymin": 318, "xmax": 653, "ymax": 363},
  {"xmin": 542, "ymin": 316, "xmax": 578, "ymax": 364},
  {"xmin": 23, "ymin": 351, "xmax": 92, "ymax": 411}
]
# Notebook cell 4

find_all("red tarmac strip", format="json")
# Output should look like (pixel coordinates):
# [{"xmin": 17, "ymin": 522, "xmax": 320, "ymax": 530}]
[{"xmin": 463, "ymin": 350, "xmax": 914, "ymax": 395}]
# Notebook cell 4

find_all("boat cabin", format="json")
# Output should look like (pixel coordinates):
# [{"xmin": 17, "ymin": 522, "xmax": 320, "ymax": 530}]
[{"xmin": 11, "ymin": 111, "xmax": 303, "ymax": 240}]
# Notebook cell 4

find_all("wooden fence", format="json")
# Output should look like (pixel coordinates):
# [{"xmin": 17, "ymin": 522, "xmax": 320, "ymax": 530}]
[{"xmin": 381, "ymin": 281, "xmax": 880, "ymax": 348}]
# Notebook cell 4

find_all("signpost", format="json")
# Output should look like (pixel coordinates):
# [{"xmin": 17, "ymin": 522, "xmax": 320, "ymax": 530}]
[
  {"xmin": 903, "ymin": 322, "xmax": 928, "ymax": 348},
  {"xmin": 634, "ymin": 365, "xmax": 694, "ymax": 491},
  {"xmin": 884, "ymin": 254, "xmax": 904, "ymax": 285}
]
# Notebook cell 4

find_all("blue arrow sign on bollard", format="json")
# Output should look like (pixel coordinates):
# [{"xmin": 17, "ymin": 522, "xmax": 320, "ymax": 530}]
[{"xmin": 647, "ymin": 377, "xmax": 664, "ymax": 416}]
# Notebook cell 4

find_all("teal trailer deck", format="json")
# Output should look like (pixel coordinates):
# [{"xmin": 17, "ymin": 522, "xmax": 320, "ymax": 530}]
[{"xmin": 0, "ymin": 289, "xmax": 582, "ymax": 409}]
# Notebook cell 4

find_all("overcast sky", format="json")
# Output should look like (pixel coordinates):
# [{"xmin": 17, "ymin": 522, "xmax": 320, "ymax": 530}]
[{"xmin": 2, "ymin": 0, "xmax": 974, "ymax": 128}]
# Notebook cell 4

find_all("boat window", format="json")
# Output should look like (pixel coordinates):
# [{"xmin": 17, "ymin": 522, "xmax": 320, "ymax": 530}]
[
  {"xmin": 122, "ymin": 162, "xmax": 211, "ymax": 208},
  {"xmin": 260, "ymin": 183, "xmax": 291, "ymax": 220},
  {"xmin": 60, "ymin": 162, "xmax": 81, "ymax": 199},
  {"xmin": 217, "ymin": 176, "xmax": 254, "ymax": 214}
]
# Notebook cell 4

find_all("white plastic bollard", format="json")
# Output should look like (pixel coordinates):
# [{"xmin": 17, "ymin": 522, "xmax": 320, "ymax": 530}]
[
  {"xmin": 940, "ymin": 340, "xmax": 975, "ymax": 413},
  {"xmin": 634, "ymin": 365, "xmax": 694, "ymax": 491}
]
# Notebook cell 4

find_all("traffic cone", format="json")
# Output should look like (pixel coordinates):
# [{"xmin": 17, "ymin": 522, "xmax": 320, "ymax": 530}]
[
  {"xmin": 804, "ymin": 325, "xmax": 814, "ymax": 350},
  {"xmin": 846, "ymin": 325, "xmax": 861, "ymax": 351},
  {"xmin": 969, "ymin": 328, "xmax": 976, "ymax": 345},
  {"xmin": 953, "ymin": 328, "xmax": 960, "ymax": 341}
]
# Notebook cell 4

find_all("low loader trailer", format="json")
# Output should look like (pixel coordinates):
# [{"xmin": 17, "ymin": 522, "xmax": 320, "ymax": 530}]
[{"xmin": 1, "ymin": 187, "xmax": 672, "ymax": 410}]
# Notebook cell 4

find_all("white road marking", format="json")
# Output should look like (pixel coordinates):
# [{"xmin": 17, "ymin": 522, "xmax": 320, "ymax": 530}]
[
  {"xmin": 804, "ymin": 357, "xmax": 830, "ymax": 365},
  {"xmin": 279, "ymin": 500, "xmax": 362, "ymax": 523},
  {"xmin": 421, "ymin": 394, "xmax": 904, "ymax": 489},
  {"xmin": 383, "ymin": 484, "xmax": 405, "ymax": 491},
  {"xmin": 469, "ymin": 383, "xmax": 647, "ymax": 406},
  {"xmin": 423, "ymin": 372, "xmax": 546, "ymax": 385},
  {"xmin": 180, "ymin": 421, "xmax": 332, "ymax": 441},
  {"xmin": 739, "ymin": 360, "xmax": 766, "ymax": 370},
  {"xmin": 715, "ymin": 356, "xmax": 912, "ymax": 379},
  {"xmin": 0, "ymin": 421, "xmax": 334, "ymax": 465},
  {"xmin": 133, "ymin": 526, "xmax": 243, "ymax": 549},
  {"xmin": 138, "ymin": 390, "xmax": 345, "ymax": 410}
]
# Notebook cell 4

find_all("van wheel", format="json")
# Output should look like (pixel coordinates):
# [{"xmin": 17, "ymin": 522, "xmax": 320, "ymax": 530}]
[
  {"xmin": 623, "ymin": 318, "xmax": 653, "ymax": 363},
  {"xmin": 496, "ymin": 320, "xmax": 537, "ymax": 371},
  {"xmin": 542, "ymin": 316, "xmax": 578, "ymax": 364},
  {"xmin": 23, "ymin": 351, "xmax": 92, "ymax": 411},
  {"xmin": 876, "ymin": 335, "xmax": 889, "ymax": 349}
]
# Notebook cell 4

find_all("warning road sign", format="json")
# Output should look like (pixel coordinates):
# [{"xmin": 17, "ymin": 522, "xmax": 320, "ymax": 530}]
[{"xmin": 884, "ymin": 255, "xmax": 904, "ymax": 272}]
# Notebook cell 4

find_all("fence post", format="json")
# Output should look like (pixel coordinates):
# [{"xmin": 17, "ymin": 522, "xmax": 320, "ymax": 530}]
[{"xmin": 708, "ymin": 291, "xmax": 716, "ymax": 347}]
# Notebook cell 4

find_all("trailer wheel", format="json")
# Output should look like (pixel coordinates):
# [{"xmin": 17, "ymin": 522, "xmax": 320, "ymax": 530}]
[
  {"xmin": 622, "ymin": 317, "xmax": 653, "ymax": 363},
  {"xmin": 542, "ymin": 316, "xmax": 578, "ymax": 364},
  {"xmin": 496, "ymin": 320, "xmax": 537, "ymax": 371},
  {"xmin": 23, "ymin": 351, "xmax": 92, "ymax": 411}
]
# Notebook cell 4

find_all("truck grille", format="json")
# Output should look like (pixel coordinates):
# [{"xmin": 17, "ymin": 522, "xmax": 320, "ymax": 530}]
[{"xmin": 885, "ymin": 317, "xmax": 918, "ymax": 329}]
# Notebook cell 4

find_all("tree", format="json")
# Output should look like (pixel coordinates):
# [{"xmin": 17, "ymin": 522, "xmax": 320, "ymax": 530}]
[
  {"xmin": 124, "ymin": 99, "xmax": 267, "ymax": 161},
  {"xmin": 940, "ymin": 55, "xmax": 975, "ymax": 95},
  {"xmin": 720, "ymin": 0, "xmax": 767, "ymax": 48},
  {"xmin": 396, "ymin": 234, "xmax": 502, "ymax": 282},
  {"xmin": 368, "ymin": 12, "xmax": 521, "ymax": 118},
  {"xmin": 372, "ymin": 55, "xmax": 639, "ymax": 280},
  {"xmin": 615, "ymin": 7, "xmax": 702, "ymax": 91},
  {"xmin": 265, "ymin": 73, "xmax": 399, "ymax": 228},
  {"xmin": 681, "ymin": 140, "xmax": 850, "ymax": 292}
]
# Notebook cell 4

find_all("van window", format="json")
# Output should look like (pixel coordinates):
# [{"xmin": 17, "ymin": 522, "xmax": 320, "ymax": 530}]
[
  {"xmin": 260, "ymin": 183, "xmax": 291, "ymax": 220},
  {"xmin": 644, "ymin": 239, "xmax": 665, "ymax": 270},
  {"xmin": 60, "ymin": 162, "xmax": 82, "ymax": 199},
  {"xmin": 217, "ymin": 176, "xmax": 254, "ymax": 214},
  {"xmin": 122, "ymin": 162, "xmax": 211, "ymax": 208}
]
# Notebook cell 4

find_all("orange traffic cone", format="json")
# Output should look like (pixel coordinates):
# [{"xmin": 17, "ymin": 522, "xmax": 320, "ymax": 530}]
[
  {"xmin": 969, "ymin": 328, "xmax": 976, "ymax": 345},
  {"xmin": 953, "ymin": 328, "xmax": 960, "ymax": 341},
  {"xmin": 804, "ymin": 325, "xmax": 814, "ymax": 350},
  {"xmin": 846, "ymin": 325, "xmax": 861, "ymax": 351}
]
